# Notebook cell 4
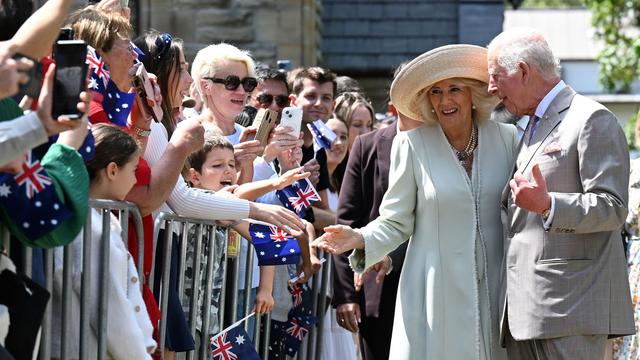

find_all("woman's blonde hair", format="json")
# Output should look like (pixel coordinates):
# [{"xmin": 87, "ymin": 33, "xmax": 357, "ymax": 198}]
[
  {"xmin": 191, "ymin": 43, "xmax": 255, "ymax": 108},
  {"xmin": 67, "ymin": 7, "xmax": 131, "ymax": 52},
  {"xmin": 416, "ymin": 77, "xmax": 498, "ymax": 125},
  {"xmin": 334, "ymin": 92, "xmax": 374, "ymax": 130}
]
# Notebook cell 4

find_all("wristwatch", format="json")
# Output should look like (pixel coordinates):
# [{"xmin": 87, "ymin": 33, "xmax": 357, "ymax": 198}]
[{"xmin": 133, "ymin": 126, "xmax": 151, "ymax": 137}]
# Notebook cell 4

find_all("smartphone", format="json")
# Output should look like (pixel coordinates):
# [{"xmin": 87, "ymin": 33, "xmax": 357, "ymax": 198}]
[
  {"xmin": 280, "ymin": 107, "xmax": 302, "ymax": 138},
  {"xmin": 58, "ymin": 28, "xmax": 74, "ymax": 41},
  {"xmin": 52, "ymin": 40, "xmax": 88, "ymax": 120},
  {"xmin": 132, "ymin": 64, "xmax": 162, "ymax": 122},
  {"xmin": 12, "ymin": 54, "xmax": 42, "ymax": 99},
  {"xmin": 252, "ymin": 108, "xmax": 278, "ymax": 147}
]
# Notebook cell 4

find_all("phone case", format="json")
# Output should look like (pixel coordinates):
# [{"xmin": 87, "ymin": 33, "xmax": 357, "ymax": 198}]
[
  {"xmin": 280, "ymin": 107, "xmax": 303, "ymax": 138},
  {"xmin": 133, "ymin": 65, "xmax": 162, "ymax": 122},
  {"xmin": 253, "ymin": 108, "xmax": 278, "ymax": 146}
]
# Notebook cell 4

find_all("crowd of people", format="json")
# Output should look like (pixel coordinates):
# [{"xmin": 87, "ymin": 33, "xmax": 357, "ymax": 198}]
[{"xmin": 1, "ymin": 0, "xmax": 640, "ymax": 360}]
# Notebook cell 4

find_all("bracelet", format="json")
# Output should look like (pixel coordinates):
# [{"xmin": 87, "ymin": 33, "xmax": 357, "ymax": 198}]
[{"xmin": 132, "ymin": 125, "xmax": 151, "ymax": 137}]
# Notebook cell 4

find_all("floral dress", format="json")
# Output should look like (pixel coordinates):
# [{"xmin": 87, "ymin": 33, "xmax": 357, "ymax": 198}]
[{"xmin": 613, "ymin": 158, "xmax": 640, "ymax": 359}]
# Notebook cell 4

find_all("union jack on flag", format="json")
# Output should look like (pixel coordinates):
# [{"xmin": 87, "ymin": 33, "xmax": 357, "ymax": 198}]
[
  {"xmin": 14, "ymin": 151, "xmax": 52, "ymax": 199},
  {"xmin": 210, "ymin": 325, "xmax": 260, "ymax": 360},
  {"xmin": 276, "ymin": 178, "xmax": 320, "ymax": 218},
  {"xmin": 288, "ymin": 283, "xmax": 303, "ymax": 307},
  {"xmin": 286, "ymin": 318, "xmax": 310, "ymax": 341},
  {"xmin": 269, "ymin": 225, "xmax": 294, "ymax": 242},
  {"xmin": 86, "ymin": 45, "xmax": 110, "ymax": 93}
]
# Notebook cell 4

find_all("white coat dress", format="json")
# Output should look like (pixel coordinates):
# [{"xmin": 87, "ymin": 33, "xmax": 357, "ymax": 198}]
[{"xmin": 350, "ymin": 120, "xmax": 517, "ymax": 359}]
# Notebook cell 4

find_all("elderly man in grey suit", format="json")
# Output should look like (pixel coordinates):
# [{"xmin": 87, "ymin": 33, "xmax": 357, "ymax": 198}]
[{"xmin": 487, "ymin": 28, "xmax": 635, "ymax": 359}]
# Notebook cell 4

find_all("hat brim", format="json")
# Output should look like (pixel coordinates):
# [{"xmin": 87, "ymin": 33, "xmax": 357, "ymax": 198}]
[{"xmin": 390, "ymin": 44, "xmax": 491, "ymax": 121}]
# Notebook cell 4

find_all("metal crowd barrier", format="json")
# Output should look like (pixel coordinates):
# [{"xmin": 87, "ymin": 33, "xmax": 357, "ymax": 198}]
[
  {"xmin": 0, "ymin": 205, "xmax": 336, "ymax": 360},
  {"xmin": 152, "ymin": 212, "xmax": 335, "ymax": 360},
  {"xmin": 0, "ymin": 199, "xmax": 144, "ymax": 360}
]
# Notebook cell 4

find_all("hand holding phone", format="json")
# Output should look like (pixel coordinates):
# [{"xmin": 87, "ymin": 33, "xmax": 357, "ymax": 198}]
[
  {"xmin": 132, "ymin": 64, "xmax": 162, "ymax": 122},
  {"xmin": 252, "ymin": 108, "xmax": 278, "ymax": 147},
  {"xmin": 12, "ymin": 54, "xmax": 41, "ymax": 99},
  {"xmin": 52, "ymin": 40, "xmax": 88, "ymax": 120},
  {"xmin": 280, "ymin": 107, "xmax": 303, "ymax": 138}
]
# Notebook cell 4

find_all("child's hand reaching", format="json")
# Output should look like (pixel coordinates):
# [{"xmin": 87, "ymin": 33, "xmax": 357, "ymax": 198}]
[{"xmin": 273, "ymin": 167, "xmax": 310, "ymax": 190}]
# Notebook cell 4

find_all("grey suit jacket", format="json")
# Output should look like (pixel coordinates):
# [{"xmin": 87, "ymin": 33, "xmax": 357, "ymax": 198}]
[{"xmin": 500, "ymin": 86, "xmax": 635, "ymax": 341}]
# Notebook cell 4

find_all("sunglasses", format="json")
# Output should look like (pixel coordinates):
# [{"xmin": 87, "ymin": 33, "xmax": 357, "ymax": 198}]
[
  {"xmin": 204, "ymin": 75, "xmax": 258, "ymax": 92},
  {"xmin": 256, "ymin": 93, "xmax": 289, "ymax": 108}
]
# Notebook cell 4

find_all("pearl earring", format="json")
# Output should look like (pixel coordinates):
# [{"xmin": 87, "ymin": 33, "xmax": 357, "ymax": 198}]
[
  {"xmin": 472, "ymin": 104, "xmax": 477, "ymax": 110},
  {"xmin": 431, "ymin": 109, "xmax": 435, "ymax": 113}
]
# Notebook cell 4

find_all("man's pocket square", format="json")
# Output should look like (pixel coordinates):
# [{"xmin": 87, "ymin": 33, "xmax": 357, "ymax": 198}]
[{"xmin": 543, "ymin": 143, "xmax": 562, "ymax": 154}]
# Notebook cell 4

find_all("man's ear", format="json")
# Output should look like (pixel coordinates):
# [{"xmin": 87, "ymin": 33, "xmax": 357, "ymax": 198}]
[
  {"xmin": 105, "ymin": 162, "xmax": 118, "ymax": 181},
  {"xmin": 519, "ymin": 62, "xmax": 530, "ymax": 84},
  {"xmin": 289, "ymin": 93, "xmax": 298, "ymax": 107},
  {"xmin": 188, "ymin": 168, "xmax": 201, "ymax": 187}
]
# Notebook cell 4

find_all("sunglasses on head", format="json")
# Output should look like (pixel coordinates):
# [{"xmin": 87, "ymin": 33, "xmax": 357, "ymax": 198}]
[
  {"xmin": 204, "ymin": 75, "xmax": 258, "ymax": 92},
  {"xmin": 256, "ymin": 93, "xmax": 289, "ymax": 108}
]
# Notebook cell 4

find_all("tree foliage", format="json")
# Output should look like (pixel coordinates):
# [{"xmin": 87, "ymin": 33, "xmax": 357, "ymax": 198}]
[
  {"xmin": 584, "ymin": 0, "xmax": 640, "ymax": 93},
  {"xmin": 517, "ymin": 0, "xmax": 584, "ymax": 8}
]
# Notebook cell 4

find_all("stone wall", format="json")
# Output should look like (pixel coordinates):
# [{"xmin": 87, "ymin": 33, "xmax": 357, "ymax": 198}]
[{"xmin": 140, "ymin": 0, "xmax": 322, "ymax": 68}]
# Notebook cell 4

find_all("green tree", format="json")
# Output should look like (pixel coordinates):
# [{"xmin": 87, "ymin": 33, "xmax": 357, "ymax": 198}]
[
  {"xmin": 584, "ymin": 0, "xmax": 640, "ymax": 93},
  {"xmin": 517, "ymin": 0, "xmax": 584, "ymax": 8}
]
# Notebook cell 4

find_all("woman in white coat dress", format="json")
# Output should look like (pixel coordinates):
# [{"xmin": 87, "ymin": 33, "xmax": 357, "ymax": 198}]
[{"xmin": 313, "ymin": 44, "xmax": 517, "ymax": 359}]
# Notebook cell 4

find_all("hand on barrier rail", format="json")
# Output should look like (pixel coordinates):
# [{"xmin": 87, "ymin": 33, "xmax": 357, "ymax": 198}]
[{"xmin": 253, "ymin": 287, "xmax": 274, "ymax": 314}]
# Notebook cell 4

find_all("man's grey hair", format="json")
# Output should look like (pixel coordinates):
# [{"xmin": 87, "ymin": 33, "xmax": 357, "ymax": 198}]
[{"xmin": 489, "ymin": 27, "xmax": 561, "ymax": 81}]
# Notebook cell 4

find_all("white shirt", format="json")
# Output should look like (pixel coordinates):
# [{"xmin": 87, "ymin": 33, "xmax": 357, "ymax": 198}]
[{"xmin": 533, "ymin": 80, "xmax": 567, "ymax": 228}]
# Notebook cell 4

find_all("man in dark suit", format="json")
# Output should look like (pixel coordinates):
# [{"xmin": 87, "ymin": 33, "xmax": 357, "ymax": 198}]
[{"xmin": 332, "ymin": 112, "xmax": 420, "ymax": 360}]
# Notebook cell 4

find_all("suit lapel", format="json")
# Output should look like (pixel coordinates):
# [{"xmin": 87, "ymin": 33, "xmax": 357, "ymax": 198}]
[
  {"xmin": 509, "ymin": 86, "xmax": 576, "ymax": 230},
  {"xmin": 516, "ymin": 87, "xmax": 575, "ymax": 175}
]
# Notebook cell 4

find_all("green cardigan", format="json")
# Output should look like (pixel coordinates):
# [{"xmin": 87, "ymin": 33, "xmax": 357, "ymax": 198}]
[{"xmin": 0, "ymin": 98, "xmax": 89, "ymax": 248}]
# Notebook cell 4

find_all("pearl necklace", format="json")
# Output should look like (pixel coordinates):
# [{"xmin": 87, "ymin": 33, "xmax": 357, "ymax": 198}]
[{"xmin": 449, "ymin": 124, "xmax": 478, "ymax": 168}]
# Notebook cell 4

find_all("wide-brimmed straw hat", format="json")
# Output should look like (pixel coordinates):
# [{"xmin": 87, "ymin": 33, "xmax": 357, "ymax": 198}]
[{"xmin": 390, "ymin": 44, "xmax": 492, "ymax": 122}]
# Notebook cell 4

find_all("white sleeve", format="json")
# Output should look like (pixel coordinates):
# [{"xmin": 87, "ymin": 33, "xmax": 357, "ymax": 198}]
[
  {"xmin": 0, "ymin": 112, "xmax": 47, "ymax": 166},
  {"xmin": 145, "ymin": 121, "xmax": 250, "ymax": 220}
]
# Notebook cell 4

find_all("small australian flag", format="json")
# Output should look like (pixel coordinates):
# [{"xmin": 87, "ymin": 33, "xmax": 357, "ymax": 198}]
[
  {"xmin": 210, "ymin": 325, "xmax": 260, "ymax": 360},
  {"xmin": 306, "ymin": 119, "xmax": 336, "ymax": 149},
  {"xmin": 248, "ymin": 222, "xmax": 301, "ymax": 266},
  {"xmin": 275, "ymin": 178, "xmax": 321, "ymax": 219},
  {"xmin": 0, "ymin": 151, "xmax": 73, "ymax": 240}
]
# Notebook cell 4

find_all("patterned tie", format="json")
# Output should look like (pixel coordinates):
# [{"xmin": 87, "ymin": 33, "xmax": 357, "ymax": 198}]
[{"xmin": 526, "ymin": 115, "xmax": 540, "ymax": 145}]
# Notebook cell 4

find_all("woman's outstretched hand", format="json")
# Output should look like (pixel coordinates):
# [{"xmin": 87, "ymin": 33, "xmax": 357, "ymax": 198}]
[{"xmin": 311, "ymin": 225, "xmax": 365, "ymax": 254}]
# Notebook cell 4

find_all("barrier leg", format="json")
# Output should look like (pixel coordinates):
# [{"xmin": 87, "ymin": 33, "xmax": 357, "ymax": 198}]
[
  {"xmin": 97, "ymin": 208, "xmax": 111, "ymax": 360},
  {"xmin": 79, "ymin": 211, "xmax": 92, "ymax": 360}
]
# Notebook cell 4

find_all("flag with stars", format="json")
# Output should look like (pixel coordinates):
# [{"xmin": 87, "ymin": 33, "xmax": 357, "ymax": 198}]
[
  {"xmin": 86, "ymin": 46, "xmax": 109, "ymax": 95},
  {"xmin": 306, "ymin": 119, "xmax": 336, "ymax": 149},
  {"xmin": 0, "ymin": 151, "xmax": 73, "ymax": 240},
  {"xmin": 284, "ymin": 315, "xmax": 316, "ymax": 356},
  {"xmin": 86, "ymin": 45, "xmax": 136, "ymax": 127},
  {"xmin": 102, "ymin": 80, "xmax": 136, "ymax": 127},
  {"xmin": 210, "ymin": 325, "xmax": 260, "ymax": 360},
  {"xmin": 248, "ymin": 222, "xmax": 301, "ymax": 266},
  {"xmin": 275, "ymin": 178, "xmax": 321, "ymax": 219}
]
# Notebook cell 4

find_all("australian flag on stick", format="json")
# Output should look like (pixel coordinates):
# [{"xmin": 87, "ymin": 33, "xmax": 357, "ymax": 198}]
[
  {"xmin": 275, "ymin": 178, "xmax": 321, "ymax": 219},
  {"xmin": 210, "ymin": 325, "xmax": 260, "ymax": 360},
  {"xmin": 248, "ymin": 222, "xmax": 301, "ymax": 266},
  {"xmin": 0, "ymin": 151, "xmax": 73, "ymax": 240},
  {"xmin": 306, "ymin": 119, "xmax": 336, "ymax": 150}
]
